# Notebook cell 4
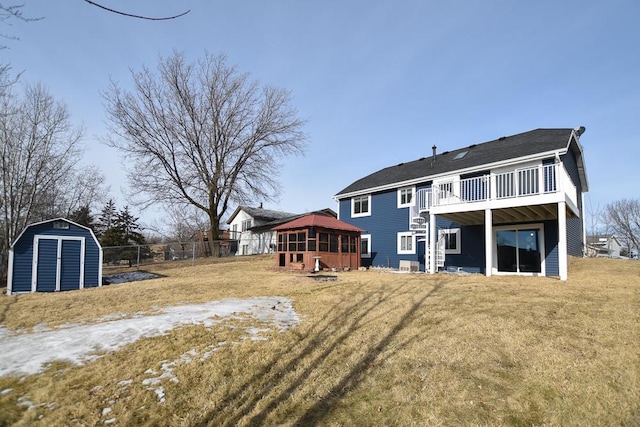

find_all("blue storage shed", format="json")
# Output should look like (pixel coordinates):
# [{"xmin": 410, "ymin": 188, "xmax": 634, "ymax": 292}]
[{"xmin": 7, "ymin": 218, "xmax": 102, "ymax": 294}]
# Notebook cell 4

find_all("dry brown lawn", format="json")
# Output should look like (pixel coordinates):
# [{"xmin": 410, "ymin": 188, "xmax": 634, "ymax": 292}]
[{"xmin": 0, "ymin": 255, "xmax": 638, "ymax": 426}]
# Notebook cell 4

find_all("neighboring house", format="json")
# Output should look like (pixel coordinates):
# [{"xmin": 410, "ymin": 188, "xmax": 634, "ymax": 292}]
[
  {"xmin": 227, "ymin": 206, "xmax": 297, "ymax": 255},
  {"xmin": 586, "ymin": 234, "xmax": 623, "ymax": 258},
  {"xmin": 334, "ymin": 127, "xmax": 589, "ymax": 281},
  {"xmin": 272, "ymin": 213, "xmax": 364, "ymax": 271},
  {"xmin": 227, "ymin": 206, "xmax": 338, "ymax": 256}
]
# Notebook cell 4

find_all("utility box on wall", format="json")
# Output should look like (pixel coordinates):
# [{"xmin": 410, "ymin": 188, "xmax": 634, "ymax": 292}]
[{"xmin": 399, "ymin": 260, "xmax": 419, "ymax": 272}]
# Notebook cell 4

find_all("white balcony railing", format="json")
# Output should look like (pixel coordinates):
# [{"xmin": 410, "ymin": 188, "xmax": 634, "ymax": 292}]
[{"xmin": 410, "ymin": 163, "xmax": 576, "ymax": 218}]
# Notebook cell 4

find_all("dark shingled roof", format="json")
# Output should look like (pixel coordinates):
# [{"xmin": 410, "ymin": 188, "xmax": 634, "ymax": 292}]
[
  {"xmin": 335, "ymin": 128, "xmax": 575, "ymax": 197},
  {"xmin": 226, "ymin": 206, "xmax": 296, "ymax": 225},
  {"xmin": 272, "ymin": 214, "xmax": 365, "ymax": 232}
]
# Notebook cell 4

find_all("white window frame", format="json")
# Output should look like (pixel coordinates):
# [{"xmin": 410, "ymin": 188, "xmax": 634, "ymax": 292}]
[
  {"xmin": 492, "ymin": 223, "xmax": 546, "ymax": 276},
  {"xmin": 397, "ymin": 186, "xmax": 415, "ymax": 208},
  {"xmin": 361, "ymin": 234, "xmax": 371, "ymax": 258},
  {"xmin": 351, "ymin": 195, "xmax": 371, "ymax": 218},
  {"xmin": 397, "ymin": 232, "xmax": 416, "ymax": 255},
  {"xmin": 439, "ymin": 228, "xmax": 461, "ymax": 255}
]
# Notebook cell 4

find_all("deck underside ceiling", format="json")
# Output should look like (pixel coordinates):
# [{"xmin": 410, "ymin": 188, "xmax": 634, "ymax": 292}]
[{"xmin": 437, "ymin": 203, "xmax": 578, "ymax": 226}]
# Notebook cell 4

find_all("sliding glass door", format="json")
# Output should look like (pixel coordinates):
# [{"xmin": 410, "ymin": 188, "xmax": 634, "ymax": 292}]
[{"xmin": 496, "ymin": 227, "xmax": 542, "ymax": 274}]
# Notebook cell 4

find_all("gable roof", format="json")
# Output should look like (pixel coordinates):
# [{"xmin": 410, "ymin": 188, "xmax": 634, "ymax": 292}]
[
  {"xmin": 250, "ymin": 208, "xmax": 337, "ymax": 232},
  {"xmin": 272, "ymin": 214, "xmax": 365, "ymax": 232},
  {"xmin": 226, "ymin": 206, "xmax": 297, "ymax": 224},
  {"xmin": 335, "ymin": 128, "xmax": 584, "ymax": 197},
  {"xmin": 11, "ymin": 217, "xmax": 100, "ymax": 249}
]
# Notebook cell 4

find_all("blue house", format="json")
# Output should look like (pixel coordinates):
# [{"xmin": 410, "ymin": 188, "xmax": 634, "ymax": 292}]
[
  {"xmin": 7, "ymin": 218, "xmax": 103, "ymax": 294},
  {"xmin": 334, "ymin": 128, "xmax": 589, "ymax": 280}
]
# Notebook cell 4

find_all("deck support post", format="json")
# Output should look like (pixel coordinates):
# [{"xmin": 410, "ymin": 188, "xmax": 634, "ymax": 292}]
[
  {"xmin": 558, "ymin": 201, "xmax": 568, "ymax": 281},
  {"xmin": 429, "ymin": 212, "xmax": 436, "ymax": 274},
  {"xmin": 485, "ymin": 208, "xmax": 492, "ymax": 277}
]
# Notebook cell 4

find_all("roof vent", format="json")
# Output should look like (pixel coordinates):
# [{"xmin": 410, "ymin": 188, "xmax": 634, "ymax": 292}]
[
  {"xmin": 498, "ymin": 136, "xmax": 506, "ymax": 141},
  {"xmin": 432, "ymin": 145, "xmax": 437, "ymax": 162},
  {"xmin": 575, "ymin": 126, "xmax": 586, "ymax": 136}
]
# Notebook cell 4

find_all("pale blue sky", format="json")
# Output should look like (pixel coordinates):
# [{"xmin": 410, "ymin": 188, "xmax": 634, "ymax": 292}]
[{"xmin": 4, "ymin": 1, "xmax": 639, "ymax": 228}]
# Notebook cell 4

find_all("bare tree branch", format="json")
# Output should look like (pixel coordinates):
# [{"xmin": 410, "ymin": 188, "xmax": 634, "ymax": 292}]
[
  {"xmin": 0, "ymin": 81, "xmax": 104, "ymax": 276},
  {"xmin": 103, "ymin": 51, "xmax": 307, "ymax": 244},
  {"xmin": 82, "ymin": 0, "xmax": 190, "ymax": 21},
  {"xmin": 0, "ymin": 2, "xmax": 43, "ymax": 48}
]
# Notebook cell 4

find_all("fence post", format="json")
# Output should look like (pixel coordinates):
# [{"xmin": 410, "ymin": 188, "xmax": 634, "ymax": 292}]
[{"xmin": 137, "ymin": 245, "xmax": 141, "ymax": 270}]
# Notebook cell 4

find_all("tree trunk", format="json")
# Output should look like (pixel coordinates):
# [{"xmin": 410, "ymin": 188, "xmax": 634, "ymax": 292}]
[{"xmin": 208, "ymin": 210, "xmax": 221, "ymax": 257}]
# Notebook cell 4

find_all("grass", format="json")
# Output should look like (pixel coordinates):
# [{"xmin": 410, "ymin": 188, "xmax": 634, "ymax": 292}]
[{"xmin": 0, "ymin": 255, "xmax": 639, "ymax": 426}]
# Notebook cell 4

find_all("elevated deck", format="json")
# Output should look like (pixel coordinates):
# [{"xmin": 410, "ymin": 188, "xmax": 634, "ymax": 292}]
[{"xmin": 410, "ymin": 163, "xmax": 578, "ymax": 227}]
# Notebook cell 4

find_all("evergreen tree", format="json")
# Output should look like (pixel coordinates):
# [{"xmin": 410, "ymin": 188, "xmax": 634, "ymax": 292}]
[
  {"xmin": 114, "ymin": 206, "xmax": 145, "ymax": 245},
  {"xmin": 98, "ymin": 202, "xmax": 149, "ymax": 265},
  {"xmin": 97, "ymin": 199, "xmax": 117, "ymax": 237},
  {"xmin": 69, "ymin": 205, "xmax": 95, "ymax": 231}
]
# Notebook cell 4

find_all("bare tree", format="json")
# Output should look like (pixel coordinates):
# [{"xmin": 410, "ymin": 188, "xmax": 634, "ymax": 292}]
[
  {"xmin": 585, "ymin": 195, "xmax": 607, "ymax": 257},
  {"xmin": 0, "ymin": 80, "xmax": 90, "ymax": 273},
  {"xmin": 34, "ymin": 165, "xmax": 109, "ymax": 219},
  {"xmin": 604, "ymin": 199, "xmax": 640, "ymax": 256},
  {"xmin": 161, "ymin": 204, "xmax": 208, "ymax": 243},
  {"xmin": 103, "ymin": 51, "xmax": 307, "ymax": 247}
]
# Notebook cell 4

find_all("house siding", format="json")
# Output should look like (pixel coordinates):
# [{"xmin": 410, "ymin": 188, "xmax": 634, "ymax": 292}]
[
  {"xmin": 442, "ymin": 223, "xmax": 485, "ymax": 273},
  {"xmin": 561, "ymin": 148, "xmax": 585, "ymax": 257},
  {"xmin": 544, "ymin": 220, "xmax": 560, "ymax": 277},
  {"xmin": 339, "ymin": 190, "xmax": 417, "ymax": 268}
]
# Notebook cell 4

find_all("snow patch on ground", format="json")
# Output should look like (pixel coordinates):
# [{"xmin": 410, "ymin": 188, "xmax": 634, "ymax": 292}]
[
  {"xmin": 103, "ymin": 271, "xmax": 162, "ymax": 284},
  {"xmin": 0, "ymin": 297, "xmax": 299, "ymax": 377}
]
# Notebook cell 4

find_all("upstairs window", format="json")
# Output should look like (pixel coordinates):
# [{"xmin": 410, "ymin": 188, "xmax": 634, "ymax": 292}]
[
  {"xmin": 397, "ymin": 187, "xmax": 414, "ymax": 208},
  {"xmin": 241, "ymin": 219, "xmax": 252, "ymax": 232},
  {"xmin": 352, "ymin": 195, "xmax": 371, "ymax": 218}
]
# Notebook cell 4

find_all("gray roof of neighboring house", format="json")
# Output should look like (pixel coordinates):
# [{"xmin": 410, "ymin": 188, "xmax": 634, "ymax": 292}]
[
  {"xmin": 226, "ymin": 206, "xmax": 297, "ymax": 225},
  {"xmin": 335, "ymin": 128, "xmax": 581, "ymax": 197}
]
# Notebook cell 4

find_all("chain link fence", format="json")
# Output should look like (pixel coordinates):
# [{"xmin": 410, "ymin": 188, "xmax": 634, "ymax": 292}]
[{"xmin": 102, "ymin": 240, "xmax": 237, "ymax": 272}]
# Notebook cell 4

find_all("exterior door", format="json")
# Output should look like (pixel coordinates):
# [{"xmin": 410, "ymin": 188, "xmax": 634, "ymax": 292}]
[
  {"xmin": 35, "ymin": 238, "xmax": 59, "ymax": 292},
  {"xmin": 33, "ymin": 236, "xmax": 85, "ymax": 292},
  {"xmin": 60, "ymin": 240, "xmax": 82, "ymax": 291},
  {"xmin": 495, "ymin": 227, "xmax": 543, "ymax": 274}
]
